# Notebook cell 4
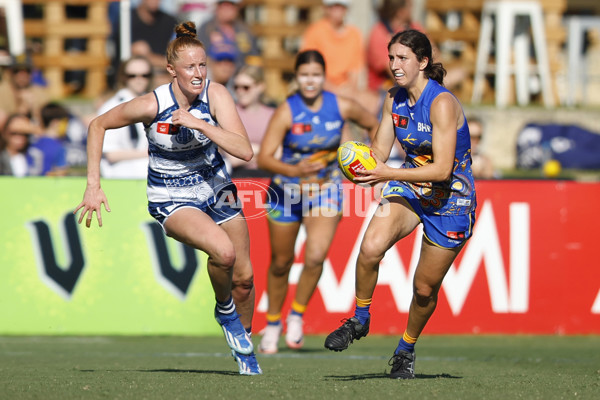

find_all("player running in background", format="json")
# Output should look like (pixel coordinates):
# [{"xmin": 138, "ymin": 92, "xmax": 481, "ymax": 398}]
[
  {"xmin": 324, "ymin": 30, "xmax": 477, "ymax": 379},
  {"xmin": 74, "ymin": 21, "xmax": 261, "ymax": 375},
  {"xmin": 256, "ymin": 50, "xmax": 378, "ymax": 354}
]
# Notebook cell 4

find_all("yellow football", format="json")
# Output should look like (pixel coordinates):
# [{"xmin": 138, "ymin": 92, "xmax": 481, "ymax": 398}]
[{"xmin": 337, "ymin": 141, "xmax": 377, "ymax": 184}]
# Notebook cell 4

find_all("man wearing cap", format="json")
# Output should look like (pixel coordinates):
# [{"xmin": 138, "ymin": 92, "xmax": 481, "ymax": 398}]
[
  {"xmin": 197, "ymin": 0, "xmax": 261, "ymax": 70},
  {"xmin": 206, "ymin": 41, "xmax": 238, "ymax": 93}
]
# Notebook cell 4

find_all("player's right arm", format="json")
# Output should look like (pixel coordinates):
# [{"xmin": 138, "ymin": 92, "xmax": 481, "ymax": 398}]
[
  {"xmin": 370, "ymin": 88, "xmax": 398, "ymax": 163},
  {"xmin": 74, "ymin": 93, "xmax": 157, "ymax": 228}
]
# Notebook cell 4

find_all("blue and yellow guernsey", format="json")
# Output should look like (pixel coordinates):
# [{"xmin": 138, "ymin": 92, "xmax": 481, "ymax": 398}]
[
  {"xmin": 389, "ymin": 79, "xmax": 476, "ymax": 216},
  {"xmin": 272, "ymin": 91, "xmax": 344, "ymax": 189},
  {"xmin": 145, "ymin": 81, "xmax": 232, "ymax": 209}
]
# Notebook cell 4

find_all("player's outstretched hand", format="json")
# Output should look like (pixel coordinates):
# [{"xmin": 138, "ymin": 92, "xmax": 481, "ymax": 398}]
[{"xmin": 73, "ymin": 187, "xmax": 111, "ymax": 228}]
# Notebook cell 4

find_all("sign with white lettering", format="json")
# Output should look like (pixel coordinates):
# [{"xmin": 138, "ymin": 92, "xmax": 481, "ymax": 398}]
[
  {"xmin": 246, "ymin": 180, "xmax": 600, "ymax": 335},
  {"xmin": 0, "ymin": 178, "xmax": 598, "ymax": 335}
]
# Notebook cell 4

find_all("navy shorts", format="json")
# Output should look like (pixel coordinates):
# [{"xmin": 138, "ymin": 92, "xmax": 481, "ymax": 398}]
[{"xmin": 148, "ymin": 182, "xmax": 242, "ymax": 228}]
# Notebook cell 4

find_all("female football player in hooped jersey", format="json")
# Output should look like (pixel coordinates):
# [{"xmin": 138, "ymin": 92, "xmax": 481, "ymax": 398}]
[
  {"xmin": 256, "ymin": 50, "xmax": 378, "ymax": 354},
  {"xmin": 324, "ymin": 30, "xmax": 477, "ymax": 379},
  {"xmin": 74, "ymin": 22, "xmax": 262, "ymax": 375}
]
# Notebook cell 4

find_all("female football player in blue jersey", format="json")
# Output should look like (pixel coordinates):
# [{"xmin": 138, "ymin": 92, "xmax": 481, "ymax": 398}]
[
  {"xmin": 256, "ymin": 50, "xmax": 378, "ymax": 354},
  {"xmin": 324, "ymin": 30, "xmax": 477, "ymax": 379},
  {"xmin": 74, "ymin": 21, "xmax": 261, "ymax": 375}
]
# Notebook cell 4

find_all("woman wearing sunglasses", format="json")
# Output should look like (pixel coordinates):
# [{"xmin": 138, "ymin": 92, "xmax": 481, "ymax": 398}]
[
  {"xmin": 227, "ymin": 65, "xmax": 275, "ymax": 177},
  {"xmin": 97, "ymin": 55, "xmax": 154, "ymax": 179}
]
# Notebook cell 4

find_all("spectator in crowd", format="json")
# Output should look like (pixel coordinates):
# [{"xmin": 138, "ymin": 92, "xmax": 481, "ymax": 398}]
[
  {"xmin": 227, "ymin": 64, "xmax": 275, "ymax": 177},
  {"xmin": 367, "ymin": 0, "xmax": 464, "ymax": 99},
  {"xmin": 60, "ymin": 109, "xmax": 88, "ymax": 171},
  {"xmin": 0, "ymin": 113, "xmax": 38, "ymax": 177},
  {"xmin": 0, "ymin": 54, "xmax": 50, "ymax": 130},
  {"xmin": 36, "ymin": 102, "xmax": 88, "ymax": 171},
  {"xmin": 198, "ymin": 0, "xmax": 261, "ymax": 70},
  {"xmin": 130, "ymin": 0, "xmax": 178, "ymax": 86},
  {"xmin": 0, "ymin": 48, "xmax": 10, "ymax": 69},
  {"xmin": 300, "ymin": 0, "xmax": 366, "ymax": 99},
  {"xmin": 177, "ymin": 0, "xmax": 216, "ymax": 28},
  {"xmin": 256, "ymin": 50, "xmax": 378, "ymax": 354},
  {"xmin": 367, "ymin": 0, "xmax": 426, "ymax": 95},
  {"xmin": 97, "ymin": 56, "xmax": 154, "ymax": 179},
  {"xmin": 468, "ymin": 115, "xmax": 497, "ymax": 179},
  {"xmin": 0, "ymin": 50, "xmax": 11, "ymax": 129},
  {"xmin": 206, "ymin": 41, "xmax": 238, "ymax": 93},
  {"xmin": 28, "ymin": 103, "xmax": 71, "ymax": 176}
]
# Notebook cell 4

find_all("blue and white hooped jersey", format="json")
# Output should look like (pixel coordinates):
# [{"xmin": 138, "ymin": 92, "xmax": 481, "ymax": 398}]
[
  {"xmin": 272, "ymin": 91, "xmax": 344, "ymax": 188},
  {"xmin": 145, "ymin": 81, "xmax": 231, "ymax": 206},
  {"xmin": 390, "ymin": 79, "xmax": 476, "ymax": 215}
]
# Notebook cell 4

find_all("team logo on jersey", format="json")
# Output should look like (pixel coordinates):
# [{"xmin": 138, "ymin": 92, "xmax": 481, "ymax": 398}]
[
  {"xmin": 392, "ymin": 113, "xmax": 409, "ymax": 129},
  {"xmin": 157, "ymin": 122, "xmax": 179, "ymax": 135},
  {"xmin": 176, "ymin": 127, "xmax": 194, "ymax": 144},
  {"xmin": 291, "ymin": 123, "xmax": 312, "ymax": 135}
]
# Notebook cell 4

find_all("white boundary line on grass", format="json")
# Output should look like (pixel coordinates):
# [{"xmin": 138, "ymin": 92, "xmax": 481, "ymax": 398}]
[{"xmin": 156, "ymin": 352, "xmax": 467, "ymax": 362}]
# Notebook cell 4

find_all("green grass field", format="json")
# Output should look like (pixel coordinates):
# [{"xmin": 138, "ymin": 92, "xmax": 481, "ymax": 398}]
[{"xmin": 1, "ymin": 335, "xmax": 599, "ymax": 399}]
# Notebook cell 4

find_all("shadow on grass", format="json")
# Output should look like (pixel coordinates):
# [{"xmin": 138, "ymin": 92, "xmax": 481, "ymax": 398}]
[
  {"xmin": 325, "ymin": 372, "xmax": 462, "ymax": 381},
  {"xmin": 278, "ymin": 347, "xmax": 325, "ymax": 354},
  {"xmin": 79, "ymin": 368, "xmax": 239, "ymax": 376}
]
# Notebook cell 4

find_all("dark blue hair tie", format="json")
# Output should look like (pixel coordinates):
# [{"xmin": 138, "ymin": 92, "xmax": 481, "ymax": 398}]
[{"xmin": 176, "ymin": 22, "xmax": 196, "ymax": 38}]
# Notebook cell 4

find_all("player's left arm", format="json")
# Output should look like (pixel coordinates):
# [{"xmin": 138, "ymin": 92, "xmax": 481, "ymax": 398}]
[{"xmin": 427, "ymin": 92, "xmax": 462, "ymax": 182}]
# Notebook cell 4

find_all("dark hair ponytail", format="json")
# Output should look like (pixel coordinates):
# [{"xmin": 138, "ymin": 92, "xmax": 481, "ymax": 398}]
[
  {"xmin": 294, "ymin": 49, "xmax": 326, "ymax": 73},
  {"xmin": 388, "ymin": 29, "xmax": 446, "ymax": 85},
  {"xmin": 425, "ymin": 62, "xmax": 446, "ymax": 85}
]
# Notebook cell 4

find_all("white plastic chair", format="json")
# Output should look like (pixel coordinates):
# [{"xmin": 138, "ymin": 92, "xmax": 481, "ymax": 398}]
[
  {"xmin": 471, "ymin": 1, "xmax": 554, "ymax": 108},
  {"xmin": 563, "ymin": 16, "xmax": 600, "ymax": 107}
]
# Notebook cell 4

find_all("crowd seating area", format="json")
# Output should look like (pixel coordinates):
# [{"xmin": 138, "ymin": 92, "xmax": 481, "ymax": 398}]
[{"xmin": 11, "ymin": 0, "xmax": 592, "ymax": 106}]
